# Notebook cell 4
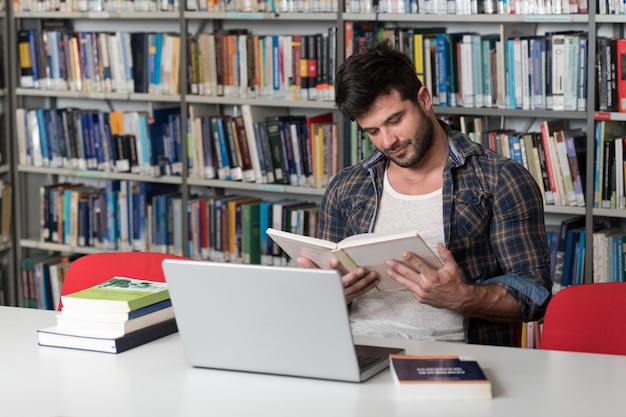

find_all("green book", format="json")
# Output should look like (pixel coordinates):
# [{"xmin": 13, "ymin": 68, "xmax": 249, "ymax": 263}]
[{"xmin": 60, "ymin": 277, "xmax": 169, "ymax": 313}]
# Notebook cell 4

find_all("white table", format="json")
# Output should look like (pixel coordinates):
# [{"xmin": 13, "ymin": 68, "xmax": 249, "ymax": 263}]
[{"xmin": 1, "ymin": 306, "xmax": 624, "ymax": 417}]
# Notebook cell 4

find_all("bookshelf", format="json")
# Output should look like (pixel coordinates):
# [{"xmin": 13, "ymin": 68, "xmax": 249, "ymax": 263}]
[
  {"xmin": 5, "ymin": 0, "xmax": 626, "ymax": 308},
  {"xmin": 0, "ymin": 0, "xmax": 16, "ymax": 306}
]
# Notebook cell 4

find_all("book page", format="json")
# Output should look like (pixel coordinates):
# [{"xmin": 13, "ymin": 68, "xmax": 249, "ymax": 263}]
[
  {"xmin": 340, "ymin": 233, "xmax": 443, "ymax": 290},
  {"xmin": 265, "ymin": 228, "xmax": 337, "ymax": 269}
]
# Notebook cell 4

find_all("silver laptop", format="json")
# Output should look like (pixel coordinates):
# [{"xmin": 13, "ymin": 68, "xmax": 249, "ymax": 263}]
[{"xmin": 162, "ymin": 260, "xmax": 404, "ymax": 382}]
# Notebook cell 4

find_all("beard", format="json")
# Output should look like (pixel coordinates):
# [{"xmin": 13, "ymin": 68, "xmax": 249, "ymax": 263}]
[{"xmin": 382, "ymin": 110, "xmax": 434, "ymax": 168}]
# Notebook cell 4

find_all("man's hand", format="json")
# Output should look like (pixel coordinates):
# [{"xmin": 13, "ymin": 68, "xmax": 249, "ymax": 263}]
[
  {"xmin": 385, "ymin": 243, "xmax": 521, "ymax": 322},
  {"xmin": 297, "ymin": 256, "xmax": 380, "ymax": 304},
  {"xmin": 384, "ymin": 242, "xmax": 470, "ymax": 312}
]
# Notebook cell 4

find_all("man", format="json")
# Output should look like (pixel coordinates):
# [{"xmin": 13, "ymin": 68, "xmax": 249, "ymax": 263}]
[{"xmin": 298, "ymin": 41, "xmax": 552, "ymax": 346}]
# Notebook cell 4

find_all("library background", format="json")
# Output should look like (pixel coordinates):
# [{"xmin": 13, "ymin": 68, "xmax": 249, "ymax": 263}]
[{"xmin": 0, "ymin": 0, "xmax": 625, "ymax": 348}]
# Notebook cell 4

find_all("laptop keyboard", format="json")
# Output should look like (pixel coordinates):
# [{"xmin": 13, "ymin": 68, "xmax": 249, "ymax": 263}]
[{"xmin": 357, "ymin": 355, "xmax": 381, "ymax": 370}]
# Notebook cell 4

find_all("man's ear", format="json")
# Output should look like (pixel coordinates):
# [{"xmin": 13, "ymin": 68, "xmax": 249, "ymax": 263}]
[{"xmin": 417, "ymin": 86, "xmax": 432, "ymax": 111}]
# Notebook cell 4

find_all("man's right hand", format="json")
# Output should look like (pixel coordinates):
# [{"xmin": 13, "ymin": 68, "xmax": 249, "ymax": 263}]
[{"xmin": 297, "ymin": 256, "xmax": 380, "ymax": 304}]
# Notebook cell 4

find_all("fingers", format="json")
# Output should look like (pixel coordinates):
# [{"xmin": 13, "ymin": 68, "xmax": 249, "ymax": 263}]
[
  {"xmin": 296, "ymin": 256, "xmax": 320, "ymax": 269},
  {"xmin": 342, "ymin": 268, "xmax": 379, "ymax": 304}
]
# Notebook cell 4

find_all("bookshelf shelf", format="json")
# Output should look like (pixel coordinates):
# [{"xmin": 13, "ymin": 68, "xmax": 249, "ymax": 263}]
[
  {"xmin": 185, "ymin": 95, "xmax": 335, "ymax": 109},
  {"xmin": 15, "ymin": 88, "xmax": 185, "ymax": 102},
  {"xmin": 435, "ymin": 106, "xmax": 588, "ymax": 120},
  {"xmin": 185, "ymin": 11, "xmax": 339, "ymax": 20},
  {"xmin": 17, "ymin": 165, "xmax": 185, "ymax": 184},
  {"xmin": 19, "ymin": 238, "xmax": 103, "ymax": 254},
  {"xmin": 186, "ymin": 177, "xmax": 327, "ymax": 195},
  {"xmin": 13, "ymin": 11, "xmax": 180, "ymax": 19},
  {"xmin": 342, "ymin": 12, "xmax": 589, "ymax": 23},
  {"xmin": 592, "ymin": 208, "xmax": 626, "ymax": 219}
]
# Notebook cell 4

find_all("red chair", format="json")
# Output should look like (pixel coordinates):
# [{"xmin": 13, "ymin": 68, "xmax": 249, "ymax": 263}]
[
  {"xmin": 540, "ymin": 282, "xmax": 626, "ymax": 355},
  {"xmin": 58, "ymin": 252, "xmax": 189, "ymax": 311}
]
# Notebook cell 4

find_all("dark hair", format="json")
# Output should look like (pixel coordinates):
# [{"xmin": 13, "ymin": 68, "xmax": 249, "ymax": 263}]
[{"xmin": 335, "ymin": 40, "xmax": 423, "ymax": 121}]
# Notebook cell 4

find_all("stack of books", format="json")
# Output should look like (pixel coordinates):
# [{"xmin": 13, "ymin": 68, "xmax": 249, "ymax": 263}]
[{"xmin": 37, "ymin": 276, "xmax": 177, "ymax": 353}]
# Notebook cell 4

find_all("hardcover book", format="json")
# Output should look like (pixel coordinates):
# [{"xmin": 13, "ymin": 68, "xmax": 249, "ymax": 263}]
[
  {"xmin": 265, "ymin": 228, "xmax": 442, "ymax": 290},
  {"xmin": 56, "ymin": 306, "xmax": 175, "ymax": 338},
  {"xmin": 60, "ymin": 276, "xmax": 169, "ymax": 313},
  {"xmin": 38, "ymin": 318, "xmax": 178, "ymax": 354},
  {"xmin": 389, "ymin": 354, "xmax": 492, "ymax": 400}
]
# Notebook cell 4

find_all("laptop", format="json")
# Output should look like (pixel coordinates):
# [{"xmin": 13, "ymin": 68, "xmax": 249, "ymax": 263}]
[{"xmin": 162, "ymin": 259, "xmax": 404, "ymax": 382}]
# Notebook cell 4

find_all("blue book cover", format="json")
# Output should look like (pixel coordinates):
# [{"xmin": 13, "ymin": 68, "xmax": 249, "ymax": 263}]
[
  {"xmin": 91, "ymin": 113, "xmax": 106, "ymax": 170},
  {"xmin": 47, "ymin": 31, "xmax": 61, "ymax": 89},
  {"xmin": 529, "ymin": 37, "xmax": 545, "ymax": 110},
  {"xmin": 212, "ymin": 117, "xmax": 232, "ymax": 180},
  {"xmin": 80, "ymin": 111, "xmax": 97, "ymax": 170},
  {"xmin": 272, "ymin": 35, "xmax": 281, "ymax": 97},
  {"xmin": 259, "ymin": 201, "xmax": 274, "ymax": 264},
  {"xmin": 79, "ymin": 32, "xmax": 91, "ymax": 91},
  {"xmin": 149, "ymin": 107, "xmax": 179, "ymax": 175},
  {"xmin": 138, "ymin": 114, "xmax": 152, "ymax": 174},
  {"xmin": 35, "ymin": 109, "xmax": 50, "ymax": 166},
  {"xmin": 105, "ymin": 180, "xmax": 120, "ymax": 250},
  {"xmin": 27, "ymin": 29, "xmax": 40, "ymax": 88},
  {"xmin": 120, "ymin": 32, "xmax": 135, "ymax": 92},
  {"xmin": 153, "ymin": 33, "xmax": 163, "ymax": 93},
  {"xmin": 435, "ymin": 33, "xmax": 449, "ymax": 107},
  {"xmin": 506, "ymin": 38, "xmax": 516, "ymax": 110},
  {"xmin": 509, "ymin": 134, "xmax": 522, "ymax": 165},
  {"xmin": 390, "ymin": 354, "xmax": 492, "ymax": 399},
  {"xmin": 575, "ymin": 230, "xmax": 586, "ymax": 285}
]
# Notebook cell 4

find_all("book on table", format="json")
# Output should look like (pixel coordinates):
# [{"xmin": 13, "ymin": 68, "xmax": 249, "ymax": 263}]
[
  {"xmin": 389, "ymin": 354, "xmax": 492, "ymax": 400},
  {"xmin": 265, "ymin": 228, "xmax": 443, "ymax": 290},
  {"xmin": 37, "ymin": 318, "xmax": 178, "ymax": 354},
  {"xmin": 55, "ymin": 305, "xmax": 175, "ymax": 338},
  {"xmin": 60, "ymin": 276, "xmax": 169, "ymax": 313}
]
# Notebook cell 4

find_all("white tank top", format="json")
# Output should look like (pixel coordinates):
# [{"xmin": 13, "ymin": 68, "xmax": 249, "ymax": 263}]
[{"xmin": 349, "ymin": 167, "xmax": 465, "ymax": 341}]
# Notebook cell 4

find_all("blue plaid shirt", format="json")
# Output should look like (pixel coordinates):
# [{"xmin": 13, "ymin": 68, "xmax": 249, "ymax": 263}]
[{"xmin": 319, "ymin": 122, "xmax": 552, "ymax": 346}]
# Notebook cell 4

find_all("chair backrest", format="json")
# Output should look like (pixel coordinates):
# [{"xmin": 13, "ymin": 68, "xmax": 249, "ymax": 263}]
[
  {"xmin": 540, "ymin": 282, "xmax": 626, "ymax": 355},
  {"xmin": 58, "ymin": 252, "xmax": 189, "ymax": 310}
]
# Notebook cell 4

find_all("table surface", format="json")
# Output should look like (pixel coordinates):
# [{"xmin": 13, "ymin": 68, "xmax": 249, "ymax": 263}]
[{"xmin": 1, "ymin": 306, "xmax": 624, "ymax": 417}]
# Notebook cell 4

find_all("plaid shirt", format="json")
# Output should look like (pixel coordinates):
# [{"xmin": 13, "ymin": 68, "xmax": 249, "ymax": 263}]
[{"xmin": 319, "ymin": 122, "xmax": 552, "ymax": 346}]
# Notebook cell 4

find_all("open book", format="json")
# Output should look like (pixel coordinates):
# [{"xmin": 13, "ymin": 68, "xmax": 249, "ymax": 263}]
[{"xmin": 265, "ymin": 228, "xmax": 443, "ymax": 290}]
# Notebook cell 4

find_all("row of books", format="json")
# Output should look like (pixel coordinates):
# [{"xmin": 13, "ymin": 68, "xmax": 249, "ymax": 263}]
[
  {"xmin": 38, "ymin": 276, "xmax": 177, "ymax": 353},
  {"xmin": 187, "ymin": 195, "xmax": 320, "ymax": 264},
  {"xmin": 459, "ymin": 117, "xmax": 587, "ymax": 207},
  {"xmin": 188, "ymin": 0, "xmax": 339, "ymax": 12},
  {"xmin": 346, "ymin": 0, "xmax": 587, "ymax": 14},
  {"xmin": 16, "ymin": 105, "xmax": 338, "ymax": 187},
  {"xmin": 596, "ymin": 37, "xmax": 626, "ymax": 113},
  {"xmin": 39, "ymin": 181, "xmax": 182, "ymax": 253},
  {"xmin": 547, "ymin": 219, "xmax": 626, "ymax": 288},
  {"xmin": 15, "ymin": 0, "xmax": 180, "ymax": 12},
  {"xmin": 547, "ymin": 216, "xmax": 586, "ymax": 290},
  {"xmin": 18, "ymin": 24, "xmax": 338, "ymax": 102},
  {"xmin": 190, "ymin": 106, "xmax": 338, "ymax": 187},
  {"xmin": 591, "ymin": 226, "xmax": 626, "ymax": 284},
  {"xmin": 593, "ymin": 120, "xmax": 626, "ymax": 209},
  {"xmin": 19, "ymin": 253, "xmax": 78, "ymax": 310},
  {"xmin": 17, "ymin": 107, "xmax": 179, "ymax": 177},
  {"xmin": 347, "ymin": 23, "xmax": 589, "ymax": 111}
]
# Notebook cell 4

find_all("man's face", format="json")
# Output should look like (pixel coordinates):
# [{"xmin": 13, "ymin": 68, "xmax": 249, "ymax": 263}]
[{"xmin": 356, "ymin": 90, "xmax": 433, "ymax": 168}]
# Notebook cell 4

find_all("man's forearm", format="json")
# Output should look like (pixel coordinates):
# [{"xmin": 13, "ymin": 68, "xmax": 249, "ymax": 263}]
[{"xmin": 457, "ymin": 283, "xmax": 522, "ymax": 323}]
